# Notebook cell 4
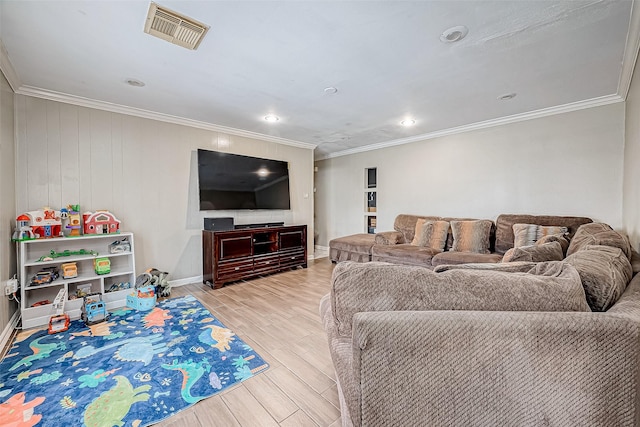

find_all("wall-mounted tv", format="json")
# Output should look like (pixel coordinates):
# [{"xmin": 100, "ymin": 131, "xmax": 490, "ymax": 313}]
[{"xmin": 197, "ymin": 149, "xmax": 291, "ymax": 210}]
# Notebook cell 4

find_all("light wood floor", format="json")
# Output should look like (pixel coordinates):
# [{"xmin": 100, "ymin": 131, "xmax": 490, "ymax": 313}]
[{"xmin": 157, "ymin": 257, "xmax": 340, "ymax": 427}]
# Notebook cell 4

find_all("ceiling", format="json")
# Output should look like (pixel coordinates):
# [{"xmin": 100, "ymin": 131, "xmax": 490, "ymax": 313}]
[{"xmin": 1, "ymin": 1, "xmax": 638, "ymax": 160}]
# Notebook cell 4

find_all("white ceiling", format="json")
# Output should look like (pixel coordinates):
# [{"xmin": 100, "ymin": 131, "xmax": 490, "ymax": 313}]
[{"xmin": 1, "ymin": 1, "xmax": 637, "ymax": 159}]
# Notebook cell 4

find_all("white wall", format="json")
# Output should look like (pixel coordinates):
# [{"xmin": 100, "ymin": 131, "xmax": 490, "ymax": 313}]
[
  {"xmin": 14, "ymin": 95, "xmax": 315, "ymax": 281},
  {"xmin": 0, "ymin": 70, "xmax": 17, "ymax": 332},
  {"xmin": 315, "ymin": 103, "xmax": 625, "ymax": 246},
  {"xmin": 624, "ymin": 54, "xmax": 640, "ymax": 251}
]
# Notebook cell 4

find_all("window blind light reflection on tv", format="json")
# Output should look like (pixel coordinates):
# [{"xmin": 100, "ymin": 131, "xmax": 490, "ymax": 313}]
[{"xmin": 197, "ymin": 149, "xmax": 291, "ymax": 210}]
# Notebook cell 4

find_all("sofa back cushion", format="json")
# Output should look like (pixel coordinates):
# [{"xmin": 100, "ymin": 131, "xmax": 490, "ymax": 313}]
[
  {"xmin": 330, "ymin": 261, "xmax": 591, "ymax": 337},
  {"xmin": 495, "ymin": 214, "xmax": 592, "ymax": 255},
  {"xmin": 566, "ymin": 223, "xmax": 632, "ymax": 259},
  {"xmin": 564, "ymin": 244, "xmax": 633, "ymax": 311},
  {"xmin": 394, "ymin": 214, "xmax": 441, "ymax": 243}
]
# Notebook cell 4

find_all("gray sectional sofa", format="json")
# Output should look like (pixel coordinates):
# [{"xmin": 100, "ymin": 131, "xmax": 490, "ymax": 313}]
[
  {"xmin": 322, "ymin": 220, "xmax": 640, "ymax": 426},
  {"xmin": 329, "ymin": 213, "xmax": 593, "ymax": 266}
]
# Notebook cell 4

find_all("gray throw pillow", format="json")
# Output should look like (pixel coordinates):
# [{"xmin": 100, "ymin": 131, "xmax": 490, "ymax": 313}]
[{"xmin": 502, "ymin": 241, "xmax": 564, "ymax": 263}]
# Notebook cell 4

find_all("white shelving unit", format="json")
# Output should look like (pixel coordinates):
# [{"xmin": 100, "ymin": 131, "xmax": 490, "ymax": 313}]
[
  {"xmin": 18, "ymin": 232, "xmax": 136, "ymax": 329},
  {"xmin": 365, "ymin": 167, "xmax": 377, "ymax": 234}
]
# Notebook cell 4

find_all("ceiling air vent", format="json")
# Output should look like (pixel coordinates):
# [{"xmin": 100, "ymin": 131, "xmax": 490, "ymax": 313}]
[{"xmin": 144, "ymin": 2, "xmax": 209, "ymax": 50}]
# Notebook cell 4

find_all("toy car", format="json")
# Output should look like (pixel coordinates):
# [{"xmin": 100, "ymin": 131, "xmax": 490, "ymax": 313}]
[
  {"xmin": 81, "ymin": 293, "xmax": 109, "ymax": 325},
  {"xmin": 30, "ymin": 267, "xmax": 59, "ymax": 286},
  {"xmin": 109, "ymin": 238, "xmax": 131, "ymax": 254},
  {"xmin": 94, "ymin": 257, "xmax": 111, "ymax": 275},
  {"xmin": 61, "ymin": 262, "xmax": 78, "ymax": 279}
]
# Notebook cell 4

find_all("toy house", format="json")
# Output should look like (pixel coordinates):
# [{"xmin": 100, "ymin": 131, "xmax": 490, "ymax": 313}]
[
  {"xmin": 83, "ymin": 210, "xmax": 121, "ymax": 235},
  {"xmin": 24, "ymin": 208, "xmax": 62, "ymax": 239}
]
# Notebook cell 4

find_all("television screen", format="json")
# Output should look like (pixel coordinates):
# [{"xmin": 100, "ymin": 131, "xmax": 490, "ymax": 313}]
[{"xmin": 197, "ymin": 149, "xmax": 291, "ymax": 210}]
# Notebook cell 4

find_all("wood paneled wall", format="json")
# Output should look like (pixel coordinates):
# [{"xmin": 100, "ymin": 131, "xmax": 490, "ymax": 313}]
[{"xmin": 14, "ymin": 95, "xmax": 314, "ymax": 281}]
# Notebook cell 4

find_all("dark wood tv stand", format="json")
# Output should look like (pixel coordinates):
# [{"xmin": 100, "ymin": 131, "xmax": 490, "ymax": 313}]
[{"xmin": 202, "ymin": 225, "xmax": 307, "ymax": 289}]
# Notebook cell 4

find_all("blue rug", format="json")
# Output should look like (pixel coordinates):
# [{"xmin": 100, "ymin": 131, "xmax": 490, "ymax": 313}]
[{"xmin": 0, "ymin": 295, "xmax": 269, "ymax": 427}]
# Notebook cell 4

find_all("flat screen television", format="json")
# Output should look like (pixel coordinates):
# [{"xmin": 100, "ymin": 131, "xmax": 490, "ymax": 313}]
[{"xmin": 197, "ymin": 149, "xmax": 291, "ymax": 210}]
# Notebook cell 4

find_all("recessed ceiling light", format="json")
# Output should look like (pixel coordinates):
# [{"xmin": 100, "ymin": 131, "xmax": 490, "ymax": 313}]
[
  {"xmin": 400, "ymin": 119, "xmax": 416, "ymax": 127},
  {"xmin": 324, "ymin": 86, "xmax": 338, "ymax": 94},
  {"xmin": 125, "ymin": 78, "xmax": 145, "ymax": 87},
  {"xmin": 498, "ymin": 93, "xmax": 517, "ymax": 101},
  {"xmin": 264, "ymin": 114, "xmax": 280, "ymax": 122},
  {"xmin": 440, "ymin": 25, "xmax": 468, "ymax": 43}
]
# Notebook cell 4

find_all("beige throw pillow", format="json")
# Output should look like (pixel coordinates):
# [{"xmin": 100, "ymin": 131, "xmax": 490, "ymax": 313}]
[
  {"xmin": 513, "ymin": 223, "xmax": 568, "ymax": 247},
  {"xmin": 411, "ymin": 220, "xmax": 449, "ymax": 251},
  {"xmin": 450, "ymin": 220, "xmax": 493, "ymax": 254}
]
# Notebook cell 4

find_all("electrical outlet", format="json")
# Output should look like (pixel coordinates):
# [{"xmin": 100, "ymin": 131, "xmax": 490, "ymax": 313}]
[{"xmin": 5, "ymin": 278, "xmax": 18, "ymax": 296}]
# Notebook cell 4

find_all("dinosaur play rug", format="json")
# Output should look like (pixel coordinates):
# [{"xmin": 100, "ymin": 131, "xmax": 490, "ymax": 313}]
[{"xmin": 0, "ymin": 294, "xmax": 269, "ymax": 426}]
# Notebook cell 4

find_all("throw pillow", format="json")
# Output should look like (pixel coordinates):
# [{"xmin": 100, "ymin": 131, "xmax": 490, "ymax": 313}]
[
  {"xmin": 535, "ymin": 233, "xmax": 570, "ymax": 255},
  {"xmin": 512, "ymin": 223, "xmax": 568, "ymax": 247},
  {"xmin": 564, "ymin": 244, "xmax": 632, "ymax": 312},
  {"xmin": 566, "ymin": 223, "xmax": 632, "ymax": 259},
  {"xmin": 502, "ymin": 241, "xmax": 564, "ymax": 263},
  {"xmin": 450, "ymin": 220, "xmax": 493, "ymax": 254},
  {"xmin": 410, "ymin": 218, "xmax": 427, "ymax": 246},
  {"xmin": 411, "ymin": 220, "xmax": 449, "ymax": 250}
]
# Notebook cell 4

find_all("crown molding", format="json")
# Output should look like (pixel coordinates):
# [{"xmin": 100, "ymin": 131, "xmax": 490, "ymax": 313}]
[
  {"xmin": 317, "ymin": 94, "xmax": 624, "ymax": 160},
  {"xmin": 14, "ymin": 85, "xmax": 316, "ymax": 150},
  {"xmin": 618, "ymin": 0, "xmax": 640, "ymax": 99},
  {"xmin": 0, "ymin": 39, "xmax": 22, "ymax": 92}
]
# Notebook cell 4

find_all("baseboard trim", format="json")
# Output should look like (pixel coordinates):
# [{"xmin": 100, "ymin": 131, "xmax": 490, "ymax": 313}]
[
  {"xmin": 169, "ymin": 276, "xmax": 202, "ymax": 287},
  {"xmin": 0, "ymin": 310, "xmax": 21, "ymax": 355}
]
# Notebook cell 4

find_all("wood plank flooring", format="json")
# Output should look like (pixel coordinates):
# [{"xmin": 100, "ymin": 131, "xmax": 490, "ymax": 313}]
[{"xmin": 156, "ymin": 257, "xmax": 339, "ymax": 427}]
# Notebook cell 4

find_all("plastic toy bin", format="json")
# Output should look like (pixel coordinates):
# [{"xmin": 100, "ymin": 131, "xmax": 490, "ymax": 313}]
[{"xmin": 126, "ymin": 285, "xmax": 156, "ymax": 311}]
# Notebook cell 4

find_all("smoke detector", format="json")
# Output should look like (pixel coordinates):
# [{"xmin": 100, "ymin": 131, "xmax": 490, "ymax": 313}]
[{"xmin": 144, "ymin": 2, "xmax": 210, "ymax": 50}]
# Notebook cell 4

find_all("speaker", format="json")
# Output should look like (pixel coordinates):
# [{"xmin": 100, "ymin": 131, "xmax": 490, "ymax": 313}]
[{"xmin": 204, "ymin": 217, "xmax": 234, "ymax": 231}]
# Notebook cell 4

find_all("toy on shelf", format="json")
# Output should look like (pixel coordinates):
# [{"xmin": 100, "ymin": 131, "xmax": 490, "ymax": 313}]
[
  {"xmin": 62, "ymin": 204, "xmax": 83, "ymax": 236},
  {"xmin": 81, "ymin": 293, "xmax": 109, "ymax": 326},
  {"xmin": 109, "ymin": 238, "xmax": 131, "ymax": 253},
  {"xmin": 48, "ymin": 289, "xmax": 70, "ymax": 334},
  {"xmin": 29, "ymin": 267, "xmax": 59, "ymax": 287},
  {"xmin": 94, "ymin": 257, "xmax": 111, "ymax": 275},
  {"xmin": 17, "ymin": 208, "xmax": 63, "ymax": 239},
  {"xmin": 61, "ymin": 262, "xmax": 78, "ymax": 279},
  {"xmin": 83, "ymin": 210, "xmax": 121, "ymax": 235},
  {"xmin": 136, "ymin": 268, "xmax": 171, "ymax": 298},
  {"xmin": 37, "ymin": 249, "xmax": 98, "ymax": 262},
  {"xmin": 11, "ymin": 214, "xmax": 35, "ymax": 241},
  {"xmin": 106, "ymin": 281, "xmax": 131, "ymax": 293}
]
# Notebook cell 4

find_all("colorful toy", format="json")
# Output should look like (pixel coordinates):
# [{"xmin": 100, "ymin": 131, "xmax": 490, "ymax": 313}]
[
  {"xmin": 94, "ymin": 257, "xmax": 111, "ymax": 275},
  {"xmin": 61, "ymin": 262, "xmax": 78, "ymax": 279},
  {"xmin": 11, "ymin": 214, "xmax": 35, "ymax": 241},
  {"xmin": 83, "ymin": 210, "xmax": 121, "ymax": 235},
  {"xmin": 48, "ymin": 289, "xmax": 70, "ymax": 334},
  {"xmin": 109, "ymin": 238, "xmax": 131, "ymax": 254},
  {"xmin": 30, "ymin": 267, "xmax": 59, "ymax": 287},
  {"xmin": 81, "ymin": 293, "xmax": 109, "ymax": 325},
  {"xmin": 22, "ymin": 207, "xmax": 63, "ymax": 238},
  {"xmin": 126, "ymin": 285, "xmax": 156, "ymax": 311},
  {"xmin": 37, "ymin": 249, "xmax": 98, "ymax": 262},
  {"xmin": 136, "ymin": 268, "xmax": 171, "ymax": 298},
  {"xmin": 65, "ymin": 204, "xmax": 83, "ymax": 236}
]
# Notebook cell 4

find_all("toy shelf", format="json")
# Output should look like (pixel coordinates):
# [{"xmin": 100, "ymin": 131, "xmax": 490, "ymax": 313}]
[{"xmin": 17, "ymin": 232, "xmax": 136, "ymax": 329}]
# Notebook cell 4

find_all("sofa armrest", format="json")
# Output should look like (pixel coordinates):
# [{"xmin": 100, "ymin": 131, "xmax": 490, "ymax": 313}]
[
  {"xmin": 350, "ymin": 310, "xmax": 640, "ymax": 427},
  {"xmin": 374, "ymin": 231, "xmax": 405, "ymax": 245}
]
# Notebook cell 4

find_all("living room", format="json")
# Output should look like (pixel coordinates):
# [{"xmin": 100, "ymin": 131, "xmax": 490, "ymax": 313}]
[{"xmin": 1, "ymin": 1, "xmax": 640, "ymax": 426}]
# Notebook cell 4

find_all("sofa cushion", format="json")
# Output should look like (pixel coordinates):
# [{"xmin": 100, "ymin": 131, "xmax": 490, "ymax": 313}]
[
  {"xmin": 494, "ymin": 214, "xmax": 592, "ymax": 255},
  {"xmin": 329, "ymin": 261, "xmax": 590, "ymax": 337},
  {"xmin": 431, "ymin": 251, "xmax": 503, "ymax": 266},
  {"xmin": 393, "ymin": 214, "xmax": 441, "ymax": 244},
  {"xmin": 564, "ymin": 245, "xmax": 633, "ymax": 312},
  {"xmin": 513, "ymin": 224, "xmax": 568, "ymax": 247},
  {"xmin": 536, "ymin": 233, "xmax": 570, "ymax": 255},
  {"xmin": 374, "ymin": 231, "xmax": 404, "ymax": 245},
  {"xmin": 411, "ymin": 220, "xmax": 449, "ymax": 250},
  {"xmin": 450, "ymin": 220, "xmax": 493, "ymax": 254},
  {"xmin": 502, "ymin": 241, "xmax": 564, "ymax": 263},
  {"xmin": 371, "ymin": 243, "xmax": 440, "ymax": 266},
  {"xmin": 566, "ymin": 223, "xmax": 632, "ymax": 259}
]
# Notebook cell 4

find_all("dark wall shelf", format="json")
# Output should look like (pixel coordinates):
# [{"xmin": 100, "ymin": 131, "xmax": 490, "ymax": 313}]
[{"xmin": 202, "ymin": 225, "xmax": 307, "ymax": 289}]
